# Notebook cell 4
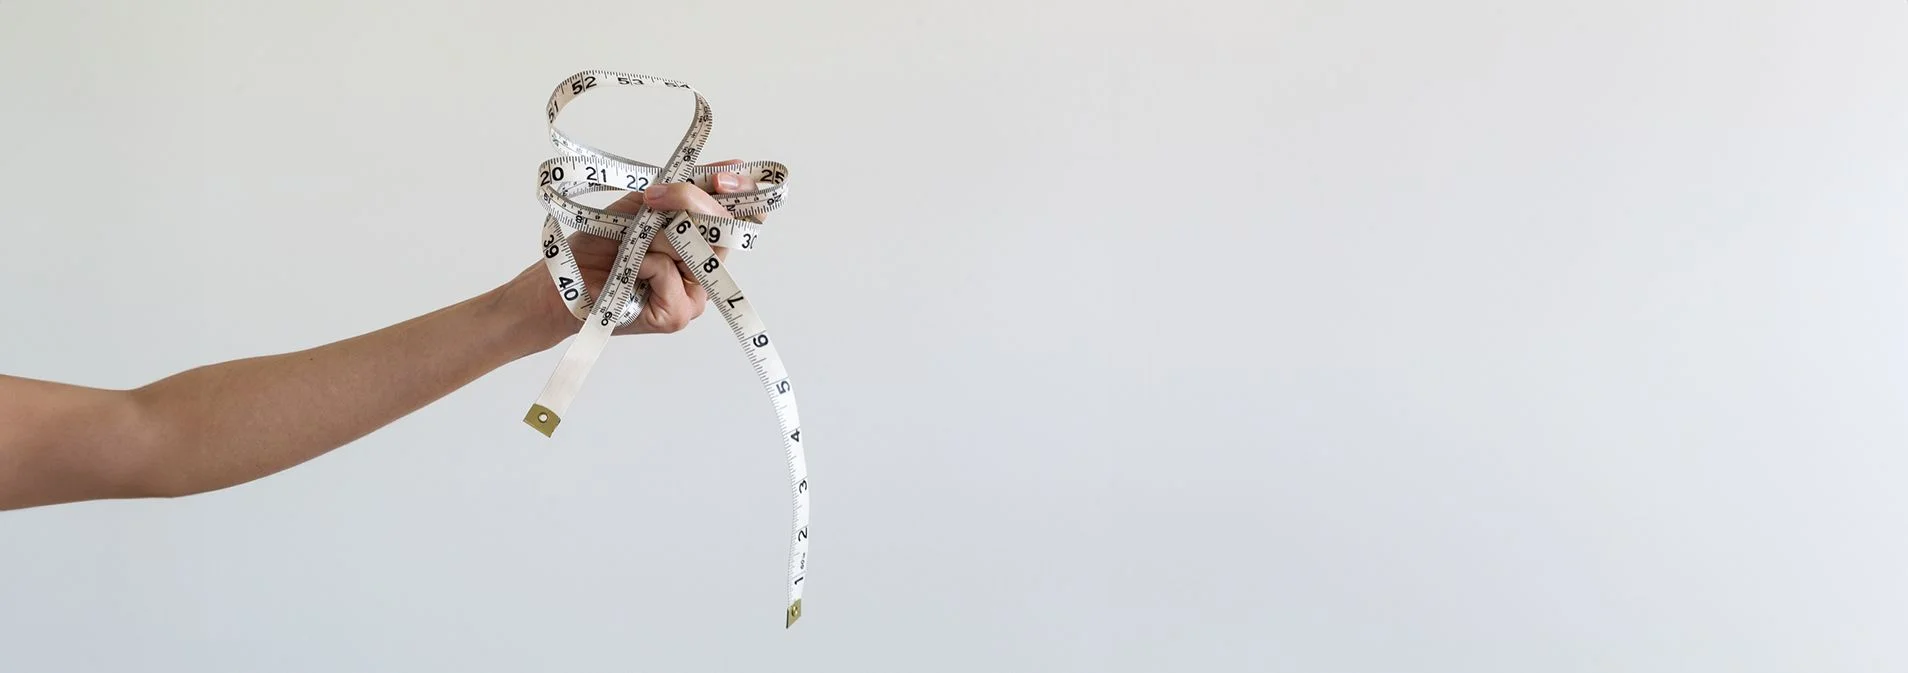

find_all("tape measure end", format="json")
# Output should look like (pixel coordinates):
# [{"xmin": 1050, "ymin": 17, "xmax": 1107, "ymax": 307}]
[
  {"xmin": 784, "ymin": 599, "xmax": 802, "ymax": 628},
  {"xmin": 523, "ymin": 405, "xmax": 561, "ymax": 437}
]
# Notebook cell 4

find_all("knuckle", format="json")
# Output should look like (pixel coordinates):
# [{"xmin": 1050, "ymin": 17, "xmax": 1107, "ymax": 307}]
[{"xmin": 648, "ymin": 305, "xmax": 689, "ymax": 333}]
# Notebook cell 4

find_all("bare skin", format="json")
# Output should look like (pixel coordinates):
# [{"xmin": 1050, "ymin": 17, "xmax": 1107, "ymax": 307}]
[{"xmin": 0, "ymin": 162, "xmax": 760, "ymax": 511}]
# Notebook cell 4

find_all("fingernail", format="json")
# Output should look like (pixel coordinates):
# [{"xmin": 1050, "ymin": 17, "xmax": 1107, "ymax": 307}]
[
  {"xmin": 715, "ymin": 173, "xmax": 742, "ymax": 192},
  {"xmin": 644, "ymin": 183, "xmax": 670, "ymax": 203}
]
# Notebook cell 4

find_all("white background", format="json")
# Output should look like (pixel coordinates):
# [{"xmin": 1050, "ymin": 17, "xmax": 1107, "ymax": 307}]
[{"xmin": 2, "ymin": 1, "xmax": 1905, "ymax": 671}]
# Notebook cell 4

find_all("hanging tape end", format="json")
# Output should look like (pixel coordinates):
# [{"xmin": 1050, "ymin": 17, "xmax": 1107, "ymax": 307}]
[
  {"xmin": 784, "ymin": 599, "xmax": 802, "ymax": 628},
  {"xmin": 523, "ymin": 404, "xmax": 561, "ymax": 437}
]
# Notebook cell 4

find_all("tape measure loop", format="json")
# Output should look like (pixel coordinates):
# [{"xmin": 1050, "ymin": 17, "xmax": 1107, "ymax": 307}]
[{"xmin": 523, "ymin": 71, "xmax": 811, "ymax": 627}]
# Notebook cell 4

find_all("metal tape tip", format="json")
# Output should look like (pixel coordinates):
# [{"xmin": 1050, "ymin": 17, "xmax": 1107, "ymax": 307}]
[
  {"xmin": 523, "ymin": 405, "xmax": 561, "ymax": 437},
  {"xmin": 785, "ymin": 599, "xmax": 802, "ymax": 628}
]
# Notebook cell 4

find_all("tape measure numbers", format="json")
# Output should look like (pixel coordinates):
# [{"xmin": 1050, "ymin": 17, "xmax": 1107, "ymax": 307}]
[{"xmin": 522, "ymin": 71, "xmax": 810, "ymax": 628}]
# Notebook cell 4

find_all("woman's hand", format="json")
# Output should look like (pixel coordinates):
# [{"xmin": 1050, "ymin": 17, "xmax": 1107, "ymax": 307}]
[{"xmin": 503, "ymin": 159, "xmax": 759, "ymax": 348}]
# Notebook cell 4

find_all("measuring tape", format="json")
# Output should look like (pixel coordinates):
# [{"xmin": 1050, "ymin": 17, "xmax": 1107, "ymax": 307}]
[{"xmin": 520, "ymin": 71, "xmax": 809, "ymax": 628}]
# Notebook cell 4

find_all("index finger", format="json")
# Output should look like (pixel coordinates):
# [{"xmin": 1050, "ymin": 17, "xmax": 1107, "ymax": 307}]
[
  {"xmin": 642, "ymin": 182, "xmax": 732, "ymax": 219},
  {"xmin": 644, "ymin": 182, "xmax": 736, "ymax": 264}
]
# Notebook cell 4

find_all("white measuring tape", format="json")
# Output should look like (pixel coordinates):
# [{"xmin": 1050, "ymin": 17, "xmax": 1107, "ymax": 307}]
[{"xmin": 521, "ymin": 71, "xmax": 809, "ymax": 628}]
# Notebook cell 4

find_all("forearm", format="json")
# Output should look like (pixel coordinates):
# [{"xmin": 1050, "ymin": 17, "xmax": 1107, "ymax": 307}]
[
  {"xmin": 0, "ymin": 277, "xmax": 565, "ymax": 510},
  {"xmin": 122, "ymin": 282, "xmax": 561, "ymax": 499}
]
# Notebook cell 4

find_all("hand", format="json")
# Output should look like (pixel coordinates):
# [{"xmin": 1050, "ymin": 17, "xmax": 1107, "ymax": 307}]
[{"xmin": 502, "ymin": 159, "xmax": 760, "ymax": 349}]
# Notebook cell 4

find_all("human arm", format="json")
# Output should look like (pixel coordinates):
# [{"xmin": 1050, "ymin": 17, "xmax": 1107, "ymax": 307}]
[{"xmin": 0, "ymin": 178, "xmax": 751, "ymax": 511}]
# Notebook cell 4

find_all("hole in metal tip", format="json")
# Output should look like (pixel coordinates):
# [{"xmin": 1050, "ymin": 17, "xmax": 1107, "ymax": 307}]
[{"xmin": 538, "ymin": 413, "xmax": 549, "ymax": 423}]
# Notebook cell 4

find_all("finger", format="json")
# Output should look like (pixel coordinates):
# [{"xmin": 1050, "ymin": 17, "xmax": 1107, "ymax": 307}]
[
  {"xmin": 680, "ymin": 257, "xmax": 709, "ymax": 306},
  {"xmin": 643, "ymin": 182, "xmax": 731, "ymax": 218},
  {"xmin": 663, "ymin": 240, "xmax": 709, "ymax": 306},
  {"xmin": 605, "ymin": 188, "xmax": 645, "ymax": 215},
  {"xmin": 596, "ymin": 184, "xmax": 708, "ymax": 266},
  {"xmin": 645, "ymin": 182, "xmax": 741, "ymax": 262},
  {"xmin": 704, "ymin": 171, "xmax": 755, "ymax": 258},
  {"xmin": 567, "ymin": 230, "xmax": 618, "ymax": 266},
  {"xmin": 709, "ymin": 160, "xmax": 772, "ymax": 226},
  {"xmin": 633, "ymin": 251, "xmax": 692, "ymax": 333},
  {"xmin": 705, "ymin": 159, "xmax": 746, "ymax": 196},
  {"xmin": 707, "ymin": 160, "xmax": 757, "ymax": 237},
  {"xmin": 712, "ymin": 169, "xmax": 755, "ymax": 195}
]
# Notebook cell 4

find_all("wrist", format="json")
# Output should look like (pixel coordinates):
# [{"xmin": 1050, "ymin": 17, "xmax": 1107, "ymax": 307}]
[{"xmin": 486, "ymin": 266, "xmax": 572, "ymax": 358}]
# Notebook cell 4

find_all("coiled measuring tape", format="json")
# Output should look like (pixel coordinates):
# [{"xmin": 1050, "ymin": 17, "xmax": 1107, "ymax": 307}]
[{"xmin": 521, "ymin": 71, "xmax": 809, "ymax": 628}]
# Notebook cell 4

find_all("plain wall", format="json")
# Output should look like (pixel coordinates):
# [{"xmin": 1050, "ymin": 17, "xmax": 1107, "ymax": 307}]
[{"xmin": 2, "ymin": 1, "xmax": 1905, "ymax": 671}]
